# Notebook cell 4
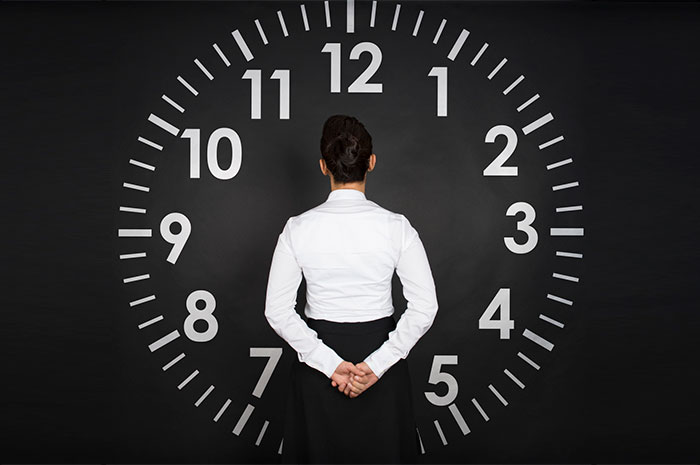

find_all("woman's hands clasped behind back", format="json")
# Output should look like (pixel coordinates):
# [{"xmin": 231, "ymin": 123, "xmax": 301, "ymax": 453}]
[{"xmin": 330, "ymin": 361, "xmax": 379, "ymax": 398}]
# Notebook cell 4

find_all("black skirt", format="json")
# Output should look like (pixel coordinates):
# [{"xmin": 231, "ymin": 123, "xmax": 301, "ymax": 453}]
[{"xmin": 281, "ymin": 315, "xmax": 420, "ymax": 464}]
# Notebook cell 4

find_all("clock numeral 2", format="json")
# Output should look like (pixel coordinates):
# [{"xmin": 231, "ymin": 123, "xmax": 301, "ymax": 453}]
[
  {"xmin": 322, "ymin": 42, "xmax": 383, "ymax": 93},
  {"xmin": 181, "ymin": 128, "xmax": 243, "ymax": 180},
  {"xmin": 242, "ymin": 69, "xmax": 290, "ymax": 119},
  {"xmin": 479, "ymin": 288, "xmax": 515, "ymax": 339}
]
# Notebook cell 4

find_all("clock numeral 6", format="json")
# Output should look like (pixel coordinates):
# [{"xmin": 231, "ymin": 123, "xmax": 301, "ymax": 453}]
[
  {"xmin": 322, "ymin": 42, "xmax": 383, "ymax": 93},
  {"xmin": 424, "ymin": 355, "xmax": 458, "ymax": 407},
  {"xmin": 479, "ymin": 288, "xmax": 515, "ymax": 339},
  {"xmin": 184, "ymin": 290, "xmax": 218, "ymax": 343},
  {"xmin": 181, "ymin": 128, "xmax": 242, "ymax": 180},
  {"xmin": 505, "ymin": 201, "xmax": 538, "ymax": 254}
]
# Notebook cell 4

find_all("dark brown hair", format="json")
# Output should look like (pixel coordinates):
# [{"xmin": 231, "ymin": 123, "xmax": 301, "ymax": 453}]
[{"xmin": 319, "ymin": 114, "xmax": 373, "ymax": 184}]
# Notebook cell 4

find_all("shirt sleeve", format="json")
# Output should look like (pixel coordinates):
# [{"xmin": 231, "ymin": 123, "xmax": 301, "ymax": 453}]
[
  {"xmin": 264, "ymin": 217, "xmax": 345, "ymax": 379},
  {"xmin": 362, "ymin": 215, "xmax": 439, "ymax": 379}
]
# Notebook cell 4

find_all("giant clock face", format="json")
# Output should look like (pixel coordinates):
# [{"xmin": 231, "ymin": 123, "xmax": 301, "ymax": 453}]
[{"xmin": 116, "ymin": 0, "xmax": 584, "ymax": 461}]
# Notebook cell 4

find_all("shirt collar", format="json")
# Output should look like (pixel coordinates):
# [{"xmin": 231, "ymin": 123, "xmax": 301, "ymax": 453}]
[{"xmin": 326, "ymin": 188, "xmax": 367, "ymax": 201}]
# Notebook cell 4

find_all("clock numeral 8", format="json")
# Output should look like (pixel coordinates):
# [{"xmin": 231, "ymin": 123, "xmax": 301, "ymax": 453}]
[
  {"xmin": 181, "ymin": 128, "xmax": 243, "ymax": 180},
  {"xmin": 184, "ymin": 290, "xmax": 218, "ymax": 343}
]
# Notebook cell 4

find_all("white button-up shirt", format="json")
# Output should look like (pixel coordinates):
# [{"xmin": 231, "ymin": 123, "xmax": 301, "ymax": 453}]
[{"xmin": 264, "ymin": 188, "xmax": 439, "ymax": 379}]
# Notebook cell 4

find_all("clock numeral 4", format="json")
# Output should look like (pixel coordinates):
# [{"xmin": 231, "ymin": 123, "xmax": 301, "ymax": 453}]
[
  {"xmin": 322, "ymin": 42, "xmax": 383, "ymax": 93},
  {"xmin": 184, "ymin": 290, "xmax": 218, "ymax": 343},
  {"xmin": 479, "ymin": 288, "xmax": 515, "ymax": 339},
  {"xmin": 242, "ymin": 69, "xmax": 290, "ymax": 119},
  {"xmin": 424, "ymin": 355, "xmax": 458, "ymax": 407},
  {"xmin": 249, "ymin": 347, "xmax": 283, "ymax": 398},
  {"xmin": 181, "ymin": 128, "xmax": 243, "ymax": 180},
  {"xmin": 505, "ymin": 201, "xmax": 538, "ymax": 254}
]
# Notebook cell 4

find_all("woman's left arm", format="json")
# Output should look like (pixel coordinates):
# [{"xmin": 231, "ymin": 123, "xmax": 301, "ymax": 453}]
[{"xmin": 264, "ymin": 218, "xmax": 344, "ymax": 379}]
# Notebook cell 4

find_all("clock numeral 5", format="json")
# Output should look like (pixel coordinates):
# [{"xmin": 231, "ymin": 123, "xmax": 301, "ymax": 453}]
[
  {"xmin": 249, "ymin": 347, "xmax": 283, "ymax": 398},
  {"xmin": 424, "ymin": 355, "xmax": 458, "ymax": 407},
  {"xmin": 242, "ymin": 69, "xmax": 290, "ymax": 119},
  {"xmin": 184, "ymin": 290, "xmax": 218, "ymax": 342},
  {"xmin": 479, "ymin": 288, "xmax": 515, "ymax": 339},
  {"xmin": 181, "ymin": 128, "xmax": 243, "ymax": 180},
  {"xmin": 322, "ymin": 42, "xmax": 383, "ymax": 93}
]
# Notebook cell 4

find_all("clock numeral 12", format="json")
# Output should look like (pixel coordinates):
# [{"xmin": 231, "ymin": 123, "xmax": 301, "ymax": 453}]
[
  {"xmin": 322, "ymin": 42, "xmax": 383, "ymax": 93},
  {"xmin": 242, "ymin": 69, "xmax": 290, "ymax": 119},
  {"xmin": 181, "ymin": 128, "xmax": 243, "ymax": 180},
  {"xmin": 479, "ymin": 288, "xmax": 515, "ymax": 339}
]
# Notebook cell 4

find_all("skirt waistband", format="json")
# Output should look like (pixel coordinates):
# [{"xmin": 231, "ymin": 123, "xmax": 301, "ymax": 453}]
[{"xmin": 307, "ymin": 315, "xmax": 396, "ymax": 336}]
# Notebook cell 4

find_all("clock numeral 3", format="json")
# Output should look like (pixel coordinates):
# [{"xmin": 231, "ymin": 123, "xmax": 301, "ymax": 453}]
[
  {"xmin": 424, "ymin": 355, "xmax": 458, "ymax": 407},
  {"xmin": 184, "ymin": 290, "xmax": 218, "ymax": 343},
  {"xmin": 504, "ymin": 201, "xmax": 538, "ymax": 254},
  {"xmin": 181, "ymin": 128, "xmax": 243, "ymax": 180},
  {"xmin": 322, "ymin": 42, "xmax": 383, "ymax": 93},
  {"xmin": 479, "ymin": 288, "xmax": 515, "ymax": 339}
]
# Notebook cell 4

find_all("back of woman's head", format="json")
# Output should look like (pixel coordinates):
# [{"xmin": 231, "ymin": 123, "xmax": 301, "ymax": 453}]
[{"xmin": 319, "ymin": 114, "xmax": 373, "ymax": 184}]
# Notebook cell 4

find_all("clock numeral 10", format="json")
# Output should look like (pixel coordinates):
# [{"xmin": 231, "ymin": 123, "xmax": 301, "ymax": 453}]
[
  {"xmin": 181, "ymin": 128, "xmax": 243, "ymax": 180},
  {"xmin": 424, "ymin": 355, "xmax": 458, "ymax": 407},
  {"xmin": 322, "ymin": 42, "xmax": 383, "ymax": 93},
  {"xmin": 479, "ymin": 288, "xmax": 515, "ymax": 339},
  {"xmin": 184, "ymin": 290, "xmax": 218, "ymax": 342}
]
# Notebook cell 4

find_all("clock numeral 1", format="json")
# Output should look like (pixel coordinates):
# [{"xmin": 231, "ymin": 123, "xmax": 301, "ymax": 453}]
[
  {"xmin": 428, "ymin": 66, "xmax": 448, "ymax": 117},
  {"xmin": 160, "ymin": 212, "xmax": 191, "ymax": 264},
  {"xmin": 181, "ymin": 128, "xmax": 243, "ymax": 180},
  {"xmin": 483, "ymin": 125, "xmax": 518, "ymax": 176},
  {"xmin": 184, "ymin": 290, "xmax": 218, "ymax": 343},
  {"xmin": 505, "ymin": 201, "xmax": 538, "ymax": 254},
  {"xmin": 321, "ymin": 42, "xmax": 383, "ymax": 93},
  {"xmin": 242, "ymin": 69, "xmax": 290, "ymax": 119},
  {"xmin": 424, "ymin": 355, "xmax": 458, "ymax": 407},
  {"xmin": 249, "ymin": 347, "xmax": 283, "ymax": 399},
  {"xmin": 478, "ymin": 288, "xmax": 515, "ymax": 339}
]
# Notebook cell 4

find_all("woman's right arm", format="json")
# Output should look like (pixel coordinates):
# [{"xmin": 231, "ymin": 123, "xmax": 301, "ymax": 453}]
[{"xmin": 362, "ymin": 215, "xmax": 439, "ymax": 379}]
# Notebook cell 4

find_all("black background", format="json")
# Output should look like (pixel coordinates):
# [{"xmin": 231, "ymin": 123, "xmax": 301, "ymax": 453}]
[{"xmin": 2, "ymin": 1, "xmax": 699, "ymax": 463}]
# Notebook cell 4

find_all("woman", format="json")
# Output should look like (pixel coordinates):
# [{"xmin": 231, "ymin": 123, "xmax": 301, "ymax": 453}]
[{"xmin": 264, "ymin": 114, "xmax": 439, "ymax": 464}]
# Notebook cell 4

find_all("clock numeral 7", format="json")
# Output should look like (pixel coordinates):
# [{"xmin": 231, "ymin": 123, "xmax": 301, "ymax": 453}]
[
  {"xmin": 424, "ymin": 355, "xmax": 458, "ymax": 407},
  {"xmin": 181, "ymin": 128, "xmax": 243, "ymax": 180},
  {"xmin": 249, "ymin": 347, "xmax": 283, "ymax": 398}
]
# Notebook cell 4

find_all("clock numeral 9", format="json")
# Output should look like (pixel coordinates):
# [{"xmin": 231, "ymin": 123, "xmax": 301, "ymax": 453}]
[
  {"xmin": 322, "ymin": 42, "xmax": 383, "ymax": 93},
  {"xmin": 242, "ymin": 69, "xmax": 290, "ymax": 119},
  {"xmin": 424, "ymin": 355, "xmax": 458, "ymax": 407},
  {"xmin": 184, "ymin": 290, "xmax": 218, "ymax": 343},
  {"xmin": 160, "ymin": 212, "xmax": 191, "ymax": 264},
  {"xmin": 181, "ymin": 128, "xmax": 242, "ymax": 180},
  {"xmin": 479, "ymin": 288, "xmax": 515, "ymax": 339}
]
